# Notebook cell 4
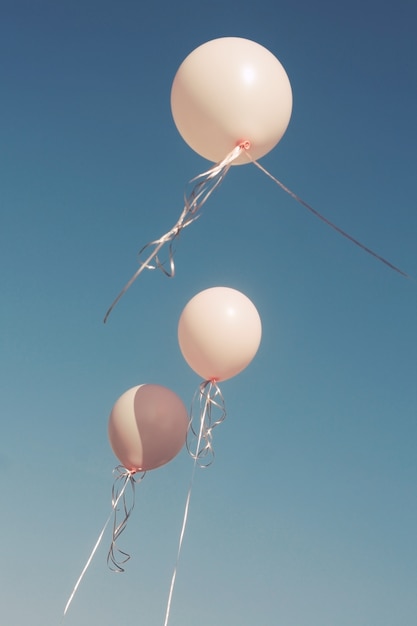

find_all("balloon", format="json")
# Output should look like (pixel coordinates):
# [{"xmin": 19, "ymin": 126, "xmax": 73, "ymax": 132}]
[
  {"xmin": 108, "ymin": 384, "xmax": 189, "ymax": 472},
  {"xmin": 178, "ymin": 287, "xmax": 262, "ymax": 382},
  {"xmin": 171, "ymin": 37, "xmax": 292, "ymax": 164}
]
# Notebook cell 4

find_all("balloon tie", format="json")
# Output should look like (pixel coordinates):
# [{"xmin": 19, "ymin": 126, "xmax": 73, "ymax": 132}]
[
  {"xmin": 243, "ymin": 150, "xmax": 409, "ymax": 278},
  {"xmin": 61, "ymin": 466, "xmax": 144, "ymax": 620},
  {"xmin": 186, "ymin": 380, "xmax": 227, "ymax": 467},
  {"xmin": 162, "ymin": 380, "xmax": 223, "ymax": 626},
  {"xmin": 104, "ymin": 145, "xmax": 243, "ymax": 322}
]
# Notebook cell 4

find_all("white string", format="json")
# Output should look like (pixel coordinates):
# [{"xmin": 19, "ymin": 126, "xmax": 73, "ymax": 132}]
[
  {"xmin": 61, "ymin": 470, "xmax": 133, "ymax": 620},
  {"xmin": 244, "ymin": 151, "xmax": 409, "ymax": 277},
  {"xmin": 162, "ymin": 388, "xmax": 209, "ymax": 626}
]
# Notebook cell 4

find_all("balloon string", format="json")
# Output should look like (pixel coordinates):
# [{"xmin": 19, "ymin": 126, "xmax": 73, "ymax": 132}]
[
  {"xmin": 244, "ymin": 150, "xmax": 409, "ymax": 278},
  {"xmin": 186, "ymin": 380, "xmax": 227, "ymax": 467},
  {"xmin": 107, "ymin": 466, "xmax": 146, "ymax": 572},
  {"xmin": 162, "ymin": 381, "xmax": 217, "ymax": 626},
  {"xmin": 104, "ymin": 144, "xmax": 244, "ymax": 322},
  {"xmin": 61, "ymin": 466, "xmax": 142, "ymax": 620}
]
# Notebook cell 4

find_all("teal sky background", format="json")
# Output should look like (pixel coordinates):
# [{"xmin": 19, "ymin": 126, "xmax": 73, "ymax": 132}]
[{"xmin": 1, "ymin": 1, "xmax": 416, "ymax": 625}]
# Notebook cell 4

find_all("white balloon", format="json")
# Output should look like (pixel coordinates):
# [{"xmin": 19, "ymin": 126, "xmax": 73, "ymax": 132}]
[
  {"xmin": 171, "ymin": 37, "xmax": 292, "ymax": 164},
  {"xmin": 178, "ymin": 287, "xmax": 262, "ymax": 382}
]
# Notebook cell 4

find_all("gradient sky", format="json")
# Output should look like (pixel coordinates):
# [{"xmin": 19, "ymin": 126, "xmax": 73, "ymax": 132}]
[{"xmin": 1, "ymin": 1, "xmax": 416, "ymax": 625}]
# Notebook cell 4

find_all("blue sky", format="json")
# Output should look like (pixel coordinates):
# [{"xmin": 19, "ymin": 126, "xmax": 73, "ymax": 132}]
[{"xmin": 1, "ymin": 1, "xmax": 416, "ymax": 625}]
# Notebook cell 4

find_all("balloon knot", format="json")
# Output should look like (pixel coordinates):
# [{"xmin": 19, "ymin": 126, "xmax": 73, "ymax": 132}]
[{"xmin": 239, "ymin": 140, "xmax": 251, "ymax": 151}]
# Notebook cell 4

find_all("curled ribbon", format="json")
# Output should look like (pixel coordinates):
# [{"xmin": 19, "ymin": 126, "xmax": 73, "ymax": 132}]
[
  {"xmin": 186, "ymin": 380, "xmax": 227, "ymax": 467},
  {"xmin": 62, "ymin": 466, "xmax": 145, "ymax": 620},
  {"xmin": 104, "ymin": 144, "xmax": 245, "ymax": 322},
  {"xmin": 104, "ymin": 143, "xmax": 408, "ymax": 323},
  {"xmin": 107, "ymin": 466, "xmax": 146, "ymax": 572}
]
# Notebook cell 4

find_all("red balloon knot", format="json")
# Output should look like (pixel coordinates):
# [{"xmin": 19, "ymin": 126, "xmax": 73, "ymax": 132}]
[{"xmin": 239, "ymin": 140, "xmax": 251, "ymax": 150}]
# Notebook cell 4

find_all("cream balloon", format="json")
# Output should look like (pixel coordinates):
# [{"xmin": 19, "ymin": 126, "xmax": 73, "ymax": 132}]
[
  {"xmin": 178, "ymin": 287, "xmax": 262, "ymax": 382},
  {"xmin": 171, "ymin": 37, "xmax": 292, "ymax": 164},
  {"xmin": 108, "ymin": 384, "xmax": 189, "ymax": 472}
]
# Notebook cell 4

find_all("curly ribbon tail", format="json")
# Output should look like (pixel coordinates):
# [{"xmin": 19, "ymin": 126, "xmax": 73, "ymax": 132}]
[
  {"xmin": 62, "ymin": 467, "xmax": 143, "ymax": 620},
  {"xmin": 244, "ymin": 151, "xmax": 409, "ymax": 278},
  {"xmin": 104, "ymin": 144, "xmax": 245, "ymax": 322},
  {"xmin": 187, "ymin": 380, "xmax": 227, "ymax": 467},
  {"xmin": 162, "ymin": 380, "xmax": 226, "ymax": 626},
  {"xmin": 107, "ymin": 466, "xmax": 146, "ymax": 572}
]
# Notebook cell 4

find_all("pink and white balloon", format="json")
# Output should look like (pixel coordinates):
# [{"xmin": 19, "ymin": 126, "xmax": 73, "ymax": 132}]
[
  {"xmin": 104, "ymin": 384, "xmax": 189, "ymax": 572},
  {"xmin": 171, "ymin": 37, "xmax": 292, "ymax": 164},
  {"xmin": 108, "ymin": 384, "xmax": 189, "ymax": 472}
]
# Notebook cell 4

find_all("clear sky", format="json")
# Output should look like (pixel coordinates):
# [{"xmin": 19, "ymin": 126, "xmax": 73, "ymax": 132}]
[{"xmin": 1, "ymin": 1, "xmax": 416, "ymax": 625}]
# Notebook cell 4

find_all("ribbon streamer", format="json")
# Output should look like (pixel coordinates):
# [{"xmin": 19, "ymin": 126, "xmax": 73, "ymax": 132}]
[
  {"xmin": 104, "ymin": 144, "xmax": 407, "ymax": 323},
  {"xmin": 104, "ymin": 144, "xmax": 245, "ymax": 322},
  {"xmin": 187, "ymin": 380, "xmax": 227, "ymax": 467},
  {"xmin": 62, "ymin": 466, "xmax": 144, "ymax": 620},
  {"xmin": 107, "ymin": 466, "xmax": 146, "ymax": 572},
  {"xmin": 244, "ymin": 151, "xmax": 409, "ymax": 278},
  {"xmin": 162, "ymin": 380, "xmax": 224, "ymax": 626}
]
